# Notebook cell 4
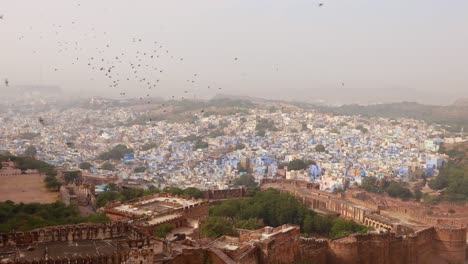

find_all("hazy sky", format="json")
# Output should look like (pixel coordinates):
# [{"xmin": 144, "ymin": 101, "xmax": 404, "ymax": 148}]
[{"xmin": 1, "ymin": 0, "xmax": 467, "ymax": 105}]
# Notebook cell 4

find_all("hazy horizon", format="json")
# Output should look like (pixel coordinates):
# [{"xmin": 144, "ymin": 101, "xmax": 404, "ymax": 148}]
[{"xmin": 1, "ymin": 0, "xmax": 467, "ymax": 105}]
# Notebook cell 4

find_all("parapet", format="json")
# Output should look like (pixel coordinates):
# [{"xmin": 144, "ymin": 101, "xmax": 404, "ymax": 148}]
[
  {"xmin": 0, "ymin": 222, "xmax": 153, "ymax": 264},
  {"xmin": 433, "ymin": 225, "xmax": 466, "ymax": 264}
]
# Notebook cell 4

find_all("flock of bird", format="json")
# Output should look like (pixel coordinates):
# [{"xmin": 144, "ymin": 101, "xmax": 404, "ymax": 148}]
[
  {"xmin": 7, "ymin": 23, "xmax": 233, "ymax": 106},
  {"xmin": 1, "ymin": 2, "xmax": 328, "ymax": 124},
  {"xmin": 1, "ymin": 13, "xmax": 6, "ymax": 85}
]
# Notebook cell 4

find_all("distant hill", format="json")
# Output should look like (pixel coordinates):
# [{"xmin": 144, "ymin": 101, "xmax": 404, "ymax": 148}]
[
  {"xmin": 3, "ymin": 85, "xmax": 63, "ymax": 95},
  {"xmin": 210, "ymin": 96, "xmax": 468, "ymax": 131},
  {"xmin": 453, "ymin": 98, "xmax": 468, "ymax": 107},
  {"xmin": 212, "ymin": 93, "xmax": 278, "ymax": 103},
  {"xmin": 315, "ymin": 101, "xmax": 468, "ymax": 131}
]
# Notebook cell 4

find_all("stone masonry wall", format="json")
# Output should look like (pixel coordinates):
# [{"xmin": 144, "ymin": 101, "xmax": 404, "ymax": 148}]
[
  {"xmin": 0, "ymin": 222, "xmax": 146, "ymax": 247},
  {"xmin": 203, "ymin": 188, "xmax": 246, "ymax": 200},
  {"xmin": 0, "ymin": 222, "xmax": 154, "ymax": 264}
]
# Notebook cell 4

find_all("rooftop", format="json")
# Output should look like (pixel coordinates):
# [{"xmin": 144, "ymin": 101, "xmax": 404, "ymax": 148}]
[{"xmin": 113, "ymin": 196, "xmax": 202, "ymax": 216}]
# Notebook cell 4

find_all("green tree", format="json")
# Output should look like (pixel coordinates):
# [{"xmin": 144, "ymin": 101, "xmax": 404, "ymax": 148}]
[
  {"xmin": 414, "ymin": 189, "xmax": 423, "ymax": 201},
  {"xmin": 313, "ymin": 215, "xmax": 333, "ymax": 234},
  {"xmin": 24, "ymin": 146, "xmax": 37, "ymax": 157},
  {"xmin": 133, "ymin": 166, "xmax": 147, "ymax": 173},
  {"xmin": 303, "ymin": 214, "xmax": 315, "ymax": 234},
  {"xmin": 63, "ymin": 171, "xmax": 81, "ymax": 183},
  {"xmin": 193, "ymin": 139, "xmax": 209, "ymax": 150},
  {"xmin": 95, "ymin": 186, "xmax": 160, "ymax": 208},
  {"xmin": 233, "ymin": 174, "xmax": 257, "ymax": 188},
  {"xmin": 428, "ymin": 162, "xmax": 468, "ymax": 201},
  {"xmin": 79, "ymin": 162, "xmax": 93, "ymax": 170},
  {"xmin": 0, "ymin": 155, "xmax": 57, "ymax": 176},
  {"xmin": 210, "ymin": 200, "xmax": 240, "ymax": 221},
  {"xmin": 237, "ymin": 162, "xmax": 248, "ymax": 173},
  {"xmin": 163, "ymin": 186, "xmax": 184, "ymax": 196},
  {"xmin": 385, "ymin": 182, "xmax": 413, "ymax": 200},
  {"xmin": 338, "ymin": 122, "xmax": 348, "ymax": 127},
  {"xmin": 141, "ymin": 142, "xmax": 159, "ymax": 151},
  {"xmin": 444, "ymin": 168, "xmax": 468, "ymax": 201},
  {"xmin": 255, "ymin": 118, "xmax": 278, "ymax": 132},
  {"xmin": 7, "ymin": 156, "xmax": 55, "ymax": 175},
  {"xmin": 360, "ymin": 177, "xmax": 382, "ymax": 193},
  {"xmin": 107, "ymin": 183, "xmax": 119, "ymax": 191},
  {"xmin": 18, "ymin": 132, "xmax": 40, "ymax": 140},
  {"xmin": 330, "ymin": 218, "xmax": 368, "ymax": 238},
  {"xmin": 287, "ymin": 159, "xmax": 316, "ymax": 171},
  {"xmin": 208, "ymin": 130, "xmax": 224, "ymax": 138},
  {"xmin": 179, "ymin": 134, "xmax": 202, "ymax": 142},
  {"xmin": 153, "ymin": 223, "xmax": 174, "ymax": 238},
  {"xmin": 98, "ymin": 144, "xmax": 133, "ymax": 160},
  {"xmin": 235, "ymin": 143, "xmax": 246, "ymax": 150},
  {"xmin": 0, "ymin": 201, "xmax": 108, "ymax": 232},
  {"xmin": 183, "ymin": 187, "xmax": 205, "ymax": 199},
  {"xmin": 315, "ymin": 144, "xmax": 325, "ymax": 153},
  {"xmin": 428, "ymin": 175, "xmax": 448, "ymax": 190},
  {"xmin": 288, "ymin": 159, "xmax": 307, "ymax": 171},
  {"xmin": 207, "ymin": 188, "xmax": 367, "ymax": 238},
  {"xmin": 44, "ymin": 175, "xmax": 61, "ymax": 191},
  {"xmin": 235, "ymin": 218, "xmax": 260, "ymax": 230},
  {"xmin": 200, "ymin": 217, "xmax": 237, "ymax": 238},
  {"xmin": 96, "ymin": 191, "xmax": 121, "ymax": 207},
  {"xmin": 144, "ymin": 186, "xmax": 161, "ymax": 196},
  {"xmin": 85, "ymin": 212, "xmax": 110, "ymax": 223},
  {"xmin": 257, "ymin": 129, "xmax": 266, "ymax": 137},
  {"xmin": 355, "ymin": 124, "xmax": 368, "ymax": 133},
  {"xmin": 101, "ymin": 162, "xmax": 116, "ymax": 171}
]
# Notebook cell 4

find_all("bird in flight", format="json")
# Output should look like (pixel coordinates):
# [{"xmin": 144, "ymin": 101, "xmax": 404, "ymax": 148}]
[
  {"xmin": 4, "ymin": 79, "xmax": 8, "ymax": 87},
  {"xmin": 319, "ymin": 3, "xmax": 324, "ymax": 7},
  {"xmin": 38, "ymin": 117, "xmax": 45, "ymax": 125},
  {"xmin": 0, "ymin": 15, "xmax": 4, "ymax": 20}
]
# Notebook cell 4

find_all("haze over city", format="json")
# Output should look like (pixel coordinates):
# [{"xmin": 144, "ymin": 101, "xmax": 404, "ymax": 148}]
[
  {"xmin": 2, "ymin": 1, "xmax": 468, "ymax": 264},
  {"xmin": 1, "ymin": 0, "xmax": 468, "ymax": 105}
]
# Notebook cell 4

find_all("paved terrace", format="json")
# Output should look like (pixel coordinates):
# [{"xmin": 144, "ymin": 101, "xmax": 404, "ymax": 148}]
[{"xmin": 114, "ymin": 196, "xmax": 200, "ymax": 216}]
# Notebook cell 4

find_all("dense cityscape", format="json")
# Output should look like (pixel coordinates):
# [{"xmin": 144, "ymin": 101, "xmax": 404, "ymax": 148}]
[
  {"xmin": 0, "ymin": 95, "xmax": 467, "ymax": 263},
  {"xmin": 0, "ymin": 98, "xmax": 459, "ymax": 192}
]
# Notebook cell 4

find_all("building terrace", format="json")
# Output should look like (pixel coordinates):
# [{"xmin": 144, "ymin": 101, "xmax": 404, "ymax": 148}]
[{"xmin": 104, "ymin": 193, "xmax": 209, "ymax": 235}]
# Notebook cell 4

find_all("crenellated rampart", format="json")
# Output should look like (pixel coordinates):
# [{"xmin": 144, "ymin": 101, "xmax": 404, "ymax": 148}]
[
  {"xmin": 260, "ymin": 179, "xmax": 467, "ymax": 264},
  {"xmin": 203, "ymin": 187, "xmax": 246, "ymax": 200},
  {"xmin": 0, "ymin": 222, "xmax": 148, "ymax": 247},
  {"xmin": 293, "ymin": 227, "xmax": 466, "ymax": 264},
  {"xmin": 0, "ymin": 222, "xmax": 154, "ymax": 264}
]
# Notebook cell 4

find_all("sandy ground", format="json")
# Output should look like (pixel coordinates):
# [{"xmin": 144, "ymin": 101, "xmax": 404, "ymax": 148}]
[{"xmin": 0, "ymin": 174, "xmax": 58, "ymax": 203}]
